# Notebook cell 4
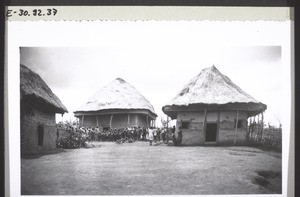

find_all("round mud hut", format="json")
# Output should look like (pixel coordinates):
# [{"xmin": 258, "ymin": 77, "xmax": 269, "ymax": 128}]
[
  {"xmin": 21, "ymin": 64, "xmax": 68, "ymax": 155},
  {"xmin": 74, "ymin": 78, "xmax": 157, "ymax": 129},
  {"xmin": 162, "ymin": 66, "xmax": 267, "ymax": 145}
]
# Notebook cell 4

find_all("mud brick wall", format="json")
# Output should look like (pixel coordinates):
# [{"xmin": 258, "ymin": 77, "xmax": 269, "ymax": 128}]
[
  {"xmin": 98, "ymin": 115, "xmax": 111, "ymax": 127},
  {"xmin": 79, "ymin": 114, "xmax": 150, "ymax": 128},
  {"xmin": 128, "ymin": 114, "xmax": 149, "ymax": 127},
  {"xmin": 177, "ymin": 112, "xmax": 205, "ymax": 145},
  {"xmin": 21, "ymin": 108, "xmax": 57, "ymax": 155},
  {"xmin": 218, "ymin": 111, "xmax": 247, "ymax": 144},
  {"xmin": 111, "ymin": 114, "xmax": 130, "ymax": 128},
  {"xmin": 80, "ymin": 115, "xmax": 97, "ymax": 127},
  {"xmin": 218, "ymin": 129, "xmax": 247, "ymax": 144},
  {"xmin": 28, "ymin": 109, "xmax": 55, "ymax": 125},
  {"xmin": 176, "ymin": 110, "xmax": 248, "ymax": 145}
]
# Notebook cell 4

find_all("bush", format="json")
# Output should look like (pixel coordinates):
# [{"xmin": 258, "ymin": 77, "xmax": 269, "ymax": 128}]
[{"xmin": 57, "ymin": 129, "xmax": 87, "ymax": 149}]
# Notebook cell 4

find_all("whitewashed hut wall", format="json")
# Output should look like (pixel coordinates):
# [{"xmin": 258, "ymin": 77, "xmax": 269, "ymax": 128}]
[
  {"xmin": 218, "ymin": 111, "xmax": 247, "ymax": 144},
  {"xmin": 176, "ymin": 110, "xmax": 248, "ymax": 145},
  {"xmin": 206, "ymin": 111, "xmax": 218, "ymax": 122},
  {"xmin": 176, "ymin": 112, "xmax": 205, "ymax": 145}
]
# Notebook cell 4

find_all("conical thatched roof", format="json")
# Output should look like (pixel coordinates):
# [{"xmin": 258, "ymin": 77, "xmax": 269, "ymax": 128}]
[
  {"xmin": 74, "ymin": 78, "xmax": 157, "ymax": 117},
  {"xmin": 20, "ymin": 64, "xmax": 68, "ymax": 113},
  {"xmin": 163, "ymin": 66, "xmax": 266, "ymax": 118}
]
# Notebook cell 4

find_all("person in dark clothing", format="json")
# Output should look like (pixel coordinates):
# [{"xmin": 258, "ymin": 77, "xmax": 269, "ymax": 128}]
[
  {"xmin": 56, "ymin": 129, "xmax": 59, "ymax": 139},
  {"xmin": 173, "ymin": 128, "xmax": 183, "ymax": 146},
  {"xmin": 157, "ymin": 128, "xmax": 161, "ymax": 142},
  {"xmin": 56, "ymin": 129, "xmax": 60, "ymax": 145},
  {"xmin": 171, "ymin": 126, "xmax": 175, "ymax": 134},
  {"xmin": 177, "ymin": 129, "xmax": 183, "ymax": 145},
  {"xmin": 142, "ymin": 127, "xmax": 147, "ymax": 141},
  {"xmin": 161, "ymin": 128, "xmax": 166, "ymax": 143}
]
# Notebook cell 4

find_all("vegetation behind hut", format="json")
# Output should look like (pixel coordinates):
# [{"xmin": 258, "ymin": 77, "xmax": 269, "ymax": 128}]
[
  {"xmin": 57, "ymin": 128, "xmax": 88, "ymax": 149},
  {"xmin": 247, "ymin": 121, "xmax": 282, "ymax": 152}
]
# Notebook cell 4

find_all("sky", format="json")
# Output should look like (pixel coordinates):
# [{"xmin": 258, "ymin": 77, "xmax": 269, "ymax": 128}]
[
  {"xmin": 20, "ymin": 45, "xmax": 282, "ymax": 127},
  {"xmin": 17, "ymin": 21, "xmax": 287, "ymax": 127}
]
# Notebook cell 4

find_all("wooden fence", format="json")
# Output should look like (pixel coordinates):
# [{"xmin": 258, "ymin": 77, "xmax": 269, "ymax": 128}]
[{"xmin": 247, "ymin": 122, "xmax": 282, "ymax": 151}]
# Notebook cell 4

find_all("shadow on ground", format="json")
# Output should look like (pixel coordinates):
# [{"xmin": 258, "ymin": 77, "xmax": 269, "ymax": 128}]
[
  {"xmin": 252, "ymin": 170, "xmax": 282, "ymax": 193},
  {"xmin": 22, "ymin": 148, "xmax": 67, "ymax": 159}
]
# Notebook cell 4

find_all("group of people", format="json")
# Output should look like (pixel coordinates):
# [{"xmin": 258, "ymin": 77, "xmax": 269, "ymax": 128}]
[
  {"xmin": 133, "ymin": 125, "xmax": 182, "ymax": 146},
  {"xmin": 75, "ymin": 126, "xmax": 173, "ymax": 144},
  {"xmin": 59, "ymin": 124, "xmax": 182, "ymax": 146}
]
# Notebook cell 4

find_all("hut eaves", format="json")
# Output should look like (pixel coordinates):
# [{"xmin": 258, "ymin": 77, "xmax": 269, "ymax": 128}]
[
  {"xmin": 163, "ymin": 66, "xmax": 266, "ymax": 118},
  {"xmin": 20, "ymin": 64, "xmax": 68, "ymax": 114}
]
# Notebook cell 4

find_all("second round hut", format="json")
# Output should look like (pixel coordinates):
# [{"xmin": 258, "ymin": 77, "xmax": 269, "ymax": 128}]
[{"xmin": 74, "ymin": 78, "xmax": 157, "ymax": 129}]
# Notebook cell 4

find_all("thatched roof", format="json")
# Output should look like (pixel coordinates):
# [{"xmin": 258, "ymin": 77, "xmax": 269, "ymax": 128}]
[
  {"xmin": 163, "ymin": 66, "xmax": 266, "ymax": 118},
  {"xmin": 20, "ymin": 64, "xmax": 68, "ymax": 113},
  {"xmin": 74, "ymin": 78, "xmax": 157, "ymax": 117}
]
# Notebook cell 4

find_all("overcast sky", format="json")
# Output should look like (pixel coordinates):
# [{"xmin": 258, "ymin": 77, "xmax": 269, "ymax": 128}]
[
  {"xmin": 20, "ymin": 45, "xmax": 282, "ymax": 127},
  {"xmin": 16, "ymin": 20, "xmax": 288, "ymax": 127}
]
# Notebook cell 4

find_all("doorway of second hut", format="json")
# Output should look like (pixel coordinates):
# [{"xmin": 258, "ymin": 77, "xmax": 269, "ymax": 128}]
[{"xmin": 205, "ymin": 123, "xmax": 217, "ymax": 142}]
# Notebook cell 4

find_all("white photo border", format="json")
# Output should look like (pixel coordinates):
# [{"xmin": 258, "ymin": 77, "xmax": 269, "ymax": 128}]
[{"xmin": 5, "ymin": 7, "xmax": 293, "ymax": 197}]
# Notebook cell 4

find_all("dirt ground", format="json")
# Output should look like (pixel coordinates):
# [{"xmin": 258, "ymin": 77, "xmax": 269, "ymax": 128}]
[{"xmin": 21, "ymin": 141, "xmax": 282, "ymax": 195}]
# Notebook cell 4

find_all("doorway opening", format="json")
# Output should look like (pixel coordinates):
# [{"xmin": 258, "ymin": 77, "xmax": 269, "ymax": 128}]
[
  {"xmin": 205, "ymin": 123, "xmax": 217, "ymax": 142},
  {"xmin": 38, "ymin": 125, "xmax": 44, "ymax": 146}
]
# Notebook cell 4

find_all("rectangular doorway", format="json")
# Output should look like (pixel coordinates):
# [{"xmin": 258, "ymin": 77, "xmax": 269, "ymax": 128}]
[
  {"xmin": 205, "ymin": 123, "xmax": 217, "ymax": 142},
  {"xmin": 38, "ymin": 125, "xmax": 44, "ymax": 146}
]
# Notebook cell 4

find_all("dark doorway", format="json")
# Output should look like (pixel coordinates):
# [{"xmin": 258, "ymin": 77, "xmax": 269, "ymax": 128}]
[
  {"xmin": 38, "ymin": 125, "xmax": 44, "ymax": 146},
  {"xmin": 205, "ymin": 123, "xmax": 217, "ymax": 142}
]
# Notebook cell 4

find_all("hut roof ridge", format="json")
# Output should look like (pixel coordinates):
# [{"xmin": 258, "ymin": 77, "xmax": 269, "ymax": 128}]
[{"xmin": 166, "ymin": 65, "xmax": 262, "ymax": 106}]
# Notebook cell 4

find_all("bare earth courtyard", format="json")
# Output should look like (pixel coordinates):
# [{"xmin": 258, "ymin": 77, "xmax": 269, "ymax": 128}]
[{"xmin": 21, "ymin": 142, "xmax": 281, "ymax": 195}]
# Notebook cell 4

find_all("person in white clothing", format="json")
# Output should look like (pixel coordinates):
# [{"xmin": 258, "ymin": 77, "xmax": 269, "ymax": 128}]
[{"xmin": 148, "ymin": 127, "xmax": 154, "ymax": 146}]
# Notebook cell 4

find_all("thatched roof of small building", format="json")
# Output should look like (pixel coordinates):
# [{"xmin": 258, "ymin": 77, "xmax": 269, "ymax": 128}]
[
  {"xmin": 163, "ymin": 66, "xmax": 266, "ymax": 118},
  {"xmin": 74, "ymin": 78, "xmax": 157, "ymax": 117},
  {"xmin": 20, "ymin": 64, "xmax": 68, "ymax": 114}
]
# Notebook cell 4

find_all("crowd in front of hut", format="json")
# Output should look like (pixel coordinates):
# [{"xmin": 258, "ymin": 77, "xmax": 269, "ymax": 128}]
[
  {"xmin": 81, "ymin": 126, "xmax": 174, "ymax": 144},
  {"xmin": 57, "ymin": 125, "xmax": 177, "ymax": 148}
]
